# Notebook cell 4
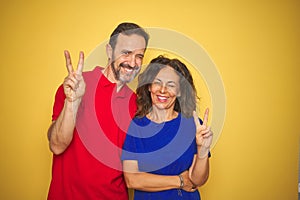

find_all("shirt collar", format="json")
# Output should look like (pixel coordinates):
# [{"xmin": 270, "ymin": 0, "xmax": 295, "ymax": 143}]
[{"xmin": 95, "ymin": 66, "xmax": 131, "ymax": 98}]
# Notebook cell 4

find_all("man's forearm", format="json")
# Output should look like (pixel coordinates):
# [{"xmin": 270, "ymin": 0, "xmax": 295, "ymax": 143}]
[{"xmin": 48, "ymin": 99, "xmax": 81, "ymax": 155}]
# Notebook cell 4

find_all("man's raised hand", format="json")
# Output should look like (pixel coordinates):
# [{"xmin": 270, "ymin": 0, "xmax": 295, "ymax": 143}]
[{"xmin": 63, "ymin": 50, "xmax": 86, "ymax": 102}]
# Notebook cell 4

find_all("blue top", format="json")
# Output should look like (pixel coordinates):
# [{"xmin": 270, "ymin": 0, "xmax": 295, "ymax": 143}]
[{"xmin": 121, "ymin": 113, "xmax": 203, "ymax": 200}]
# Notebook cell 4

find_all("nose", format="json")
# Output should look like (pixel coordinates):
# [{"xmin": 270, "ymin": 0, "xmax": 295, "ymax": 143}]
[
  {"xmin": 159, "ymin": 84, "xmax": 167, "ymax": 93},
  {"xmin": 128, "ymin": 54, "xmax": 136, "ymax": 68}
]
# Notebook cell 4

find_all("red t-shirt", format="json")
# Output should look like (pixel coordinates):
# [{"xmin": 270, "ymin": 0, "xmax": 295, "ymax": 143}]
[{"xmin": 48, "ymin": 67, "xmax": 137, "ymax": 200}]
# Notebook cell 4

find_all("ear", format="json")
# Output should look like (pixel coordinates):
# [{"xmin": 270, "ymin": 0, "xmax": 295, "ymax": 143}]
[{"xmin": 106, "ymin": 44, "xmax": 113, "ymax": 60}]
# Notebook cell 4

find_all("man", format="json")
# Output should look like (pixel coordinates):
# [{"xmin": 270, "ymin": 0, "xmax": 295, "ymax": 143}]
[{"xmin": 47, "ymin": 22, "xmax": 149, "ymax": 200}]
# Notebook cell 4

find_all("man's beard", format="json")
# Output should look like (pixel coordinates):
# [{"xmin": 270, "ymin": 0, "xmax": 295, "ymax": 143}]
[{"xmin": 111, "ymin": 61, "xmax": 141, "ymax": 84}]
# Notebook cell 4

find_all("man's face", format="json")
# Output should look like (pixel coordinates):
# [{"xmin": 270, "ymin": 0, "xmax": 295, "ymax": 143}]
[{"xmin": 110, "ymin": 33, "xmax": 146, "ymax": 83}]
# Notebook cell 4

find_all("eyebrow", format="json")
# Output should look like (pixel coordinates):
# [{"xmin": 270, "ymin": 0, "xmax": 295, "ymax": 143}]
[
  {"xmin": 121, "ymin": 49, "xmax": 145, "ymax": 57},
  {"xmin": 121, "ymin": 50, "xmax": 132, "ymax": 54},
  {"xmin": 154, "ymin": 78, "xmax": 176, "ymax": 84}
]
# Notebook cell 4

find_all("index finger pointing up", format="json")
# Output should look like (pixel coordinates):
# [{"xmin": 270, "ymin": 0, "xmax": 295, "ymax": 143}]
[
  {"xmin": 193, "ymin": 111, "xmax": 201, "ymax": 131},
  {"xmin": 64, "ymin": 50, "xmax": 74, "ymax": 74},
  {"xmin": 202, "ymin": 108, "xmax": 209, "ymax": 126},
  {"xmin": 76, "ymin": 51, "xmax": 84, "ymax": 75}
]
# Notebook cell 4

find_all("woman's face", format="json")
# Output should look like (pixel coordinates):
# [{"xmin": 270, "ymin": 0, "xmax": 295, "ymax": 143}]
[{"xmin": 149, "ymin": 66, "xmax": 181, "ymax": 111}]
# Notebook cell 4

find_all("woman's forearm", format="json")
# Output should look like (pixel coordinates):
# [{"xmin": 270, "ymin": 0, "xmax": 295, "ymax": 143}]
[
  {"xmin": 189, "ymin": 147, "xmax": 210, "ymax": 186},
  {"xmin": 124, "ymin": 172, "xmax": 181, "ymax": 192}
]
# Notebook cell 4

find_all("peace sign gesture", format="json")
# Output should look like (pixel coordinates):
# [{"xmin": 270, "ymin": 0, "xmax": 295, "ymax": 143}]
[
  {"xmin": 193, "ymin": 108, "xmax": 213, "ymax": 158},
  {"xmin": 63, "ymin": 50, "xmax": 86, "ymax": 102}
]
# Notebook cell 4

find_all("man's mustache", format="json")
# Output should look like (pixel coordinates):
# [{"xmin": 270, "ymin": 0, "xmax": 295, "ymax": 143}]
[{"xmin": 120, "ymin": 63, "xmax": 139, "ymax": 71}]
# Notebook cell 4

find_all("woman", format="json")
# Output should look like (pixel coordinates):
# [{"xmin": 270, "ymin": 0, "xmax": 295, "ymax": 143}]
[{"xmin": 121, "ymin": 55, "xmax": 213, "ymax": 199}]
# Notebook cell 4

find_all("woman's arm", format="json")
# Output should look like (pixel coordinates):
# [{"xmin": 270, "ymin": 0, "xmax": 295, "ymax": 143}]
[
  {"xmin": 188, "ymin": 149, "xmax": 210, "ymax": 187},
  {"xmin": 189, "ymin": 109, "xmax": 213, "ymax": 186},
  {"xmin": 123, "ymin": 160, "xmax": 194, "ymax": 192}
]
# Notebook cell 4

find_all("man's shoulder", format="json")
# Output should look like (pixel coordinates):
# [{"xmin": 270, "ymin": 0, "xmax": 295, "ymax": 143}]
[{"xmin": 83, "ymin": 66, "xmax": 103, "ymax": 77}]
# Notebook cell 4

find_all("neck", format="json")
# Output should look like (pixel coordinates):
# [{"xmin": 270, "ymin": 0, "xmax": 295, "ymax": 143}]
[
  {"xmin": 102, "ymin": 65, "xmax": 125, "ymax": 92},
  {"xmin": 147, "ymin": 107, "xmax": 178, "ymax": 124}
]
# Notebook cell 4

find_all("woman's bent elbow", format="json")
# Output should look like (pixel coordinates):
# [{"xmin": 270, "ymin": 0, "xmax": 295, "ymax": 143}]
[
  {"xmin": 191, "ymin": 174, "xmax": 209, "ymax": 187},
  {"xmin": 124, "ymin": 173, "xmax": 139, "ymax": 189}
]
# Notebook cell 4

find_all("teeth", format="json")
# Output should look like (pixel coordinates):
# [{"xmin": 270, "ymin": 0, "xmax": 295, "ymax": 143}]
[
  {"xmin": 124, "ymin": 68, "xmax": 133, "ymax": 72},
  {"xmin": 158, "ymin": 96, "xmax": 167, "ymax": 100}
]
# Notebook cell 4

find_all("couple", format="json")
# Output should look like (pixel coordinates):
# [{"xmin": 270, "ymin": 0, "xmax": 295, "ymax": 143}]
[{"xmin": 47, "ymin": 22, "xmax": 213, "ymax": 200}]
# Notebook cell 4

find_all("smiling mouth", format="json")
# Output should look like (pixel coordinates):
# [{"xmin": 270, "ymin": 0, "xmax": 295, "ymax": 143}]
[
  {"xmin": 157, "ymin": 95, "xmax": 168, "ymax": 102},
  {"xmin": 124, "ymin": 67, "xmax": 133, "ymax": 72}
]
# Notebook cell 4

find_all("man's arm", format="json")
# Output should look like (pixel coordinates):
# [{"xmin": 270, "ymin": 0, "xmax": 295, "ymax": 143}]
[
  {"xmin": 47, "ymin": 50, "xmax": 85, "ymax": 155},
  {"xmin": 47, "ymin": 99, "xmax": 81, "ymax": 154}
]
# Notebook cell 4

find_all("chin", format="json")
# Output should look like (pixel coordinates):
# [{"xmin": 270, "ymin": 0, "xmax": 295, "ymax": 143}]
[
  {"xmin": 154, "ymin": 104, "xmax": 169, "ymax": 110},
  {"xmin": 119, "ymin": 76, "xmax": 134, "ymax": 83},
  {"xmin": 120, "ymin": 73, "xmax": 138, "ymax": 83}
]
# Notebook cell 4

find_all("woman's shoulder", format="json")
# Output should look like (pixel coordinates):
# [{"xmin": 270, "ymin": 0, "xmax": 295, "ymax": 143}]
[
  {"xmin": 131, "ymin": 116, "xmax": 150, "ymax": 126},
  {"xmin": 181, "ymin": 113, "xmax": 203, "ymax": 125}
]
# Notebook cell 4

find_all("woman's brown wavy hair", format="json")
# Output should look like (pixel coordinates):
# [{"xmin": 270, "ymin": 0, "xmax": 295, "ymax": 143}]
[{"xmin": 135, "ymin": 55, "xmax": 197, "ymax": 118}]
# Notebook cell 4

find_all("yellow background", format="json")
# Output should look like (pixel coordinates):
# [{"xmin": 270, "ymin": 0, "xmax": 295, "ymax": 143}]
[{"xmin": 0, "ymin": 0, "xmax": 299, "ymax": 199}]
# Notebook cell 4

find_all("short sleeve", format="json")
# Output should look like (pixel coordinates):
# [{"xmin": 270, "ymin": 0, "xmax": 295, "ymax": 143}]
[
  {"xmin": 121, "ymin": 121, "xmax": 140, "ymax": 161},
  {"xmin": 191, "ymin": 138, "xmax": 197, "ymax": 154},
  {"xmin": 51, "ymin": 85, "xmax": 66, "ymax": 121}
]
